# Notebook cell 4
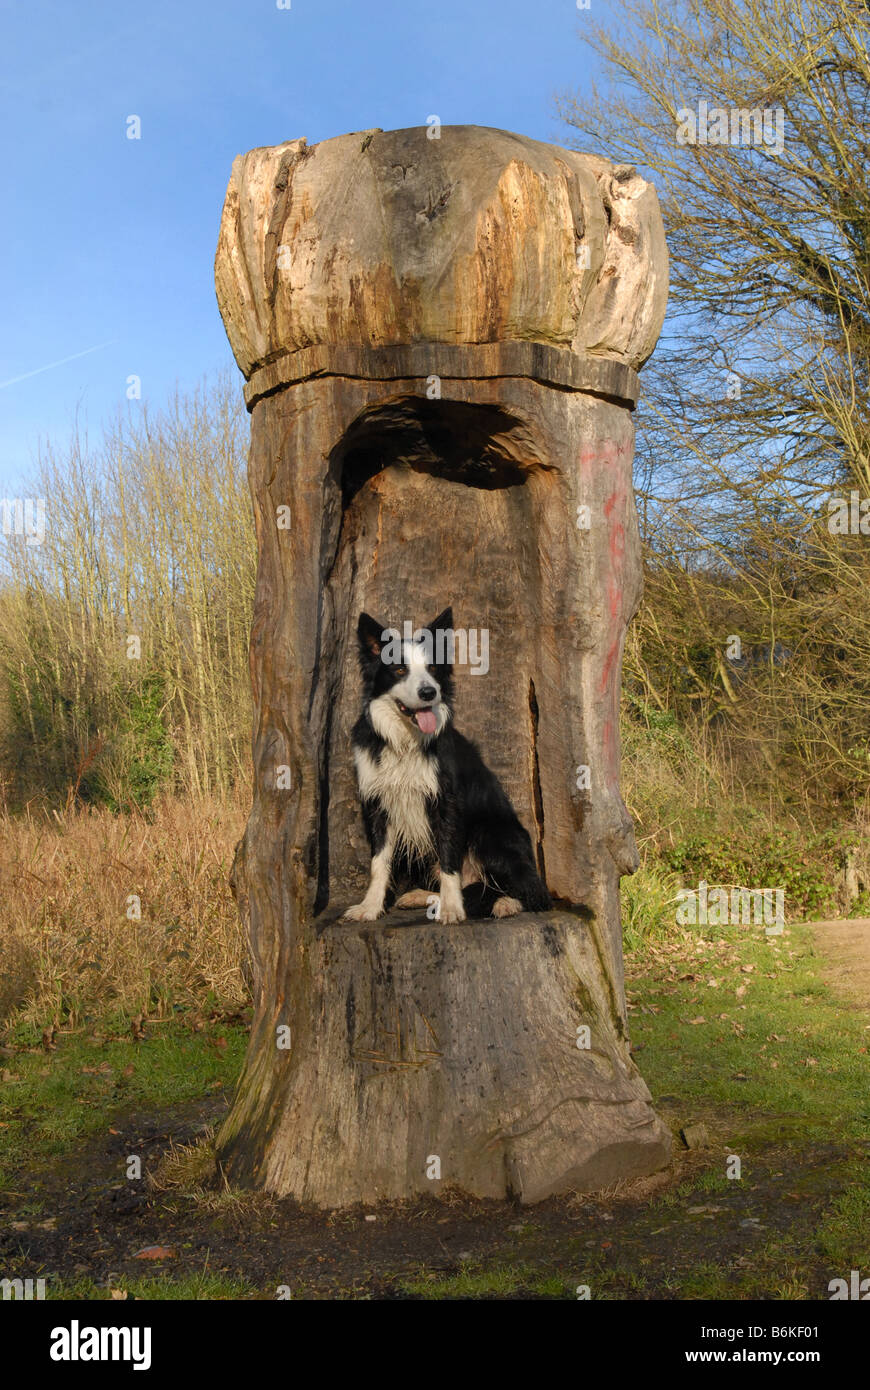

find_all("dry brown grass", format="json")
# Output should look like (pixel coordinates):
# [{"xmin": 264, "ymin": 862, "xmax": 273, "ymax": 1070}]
[
  {"xmin": 0, "ymin": 787, "xmax": 249, "ymax": 1033},
  {"xmin": 148, "ymin": 1134, "xmax": 218, "ymax": 1193}
]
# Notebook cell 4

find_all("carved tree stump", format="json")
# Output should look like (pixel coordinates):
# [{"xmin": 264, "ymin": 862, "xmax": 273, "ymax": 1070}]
[{"xmin": 214, "ymin": 125, "xmax": 672, "ymax": 1205}]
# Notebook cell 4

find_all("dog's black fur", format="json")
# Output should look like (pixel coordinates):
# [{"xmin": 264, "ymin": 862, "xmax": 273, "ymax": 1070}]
[{"xmin": 346, "ymin": 606, "xmax": 552, "ymax": 921}]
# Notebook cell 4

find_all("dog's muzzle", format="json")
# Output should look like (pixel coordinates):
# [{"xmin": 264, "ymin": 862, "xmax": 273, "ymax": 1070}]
[{"xmin": 395, "ymin": 699, "xmax": 438, "ymax": 735}]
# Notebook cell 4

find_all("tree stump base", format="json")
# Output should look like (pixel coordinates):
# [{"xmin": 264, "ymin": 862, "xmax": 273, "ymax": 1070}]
[{"xmin": 217, "ymin": 906, "xmax": 671, "ymax": 1207}]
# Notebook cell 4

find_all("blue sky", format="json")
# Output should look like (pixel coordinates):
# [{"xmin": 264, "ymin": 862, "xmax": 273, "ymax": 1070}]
[{"xmin": 0, "ymin": 0, "xmax": 609, "ymax": 490}]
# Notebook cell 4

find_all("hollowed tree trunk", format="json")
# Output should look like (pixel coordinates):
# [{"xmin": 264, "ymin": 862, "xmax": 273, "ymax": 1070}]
[{"xmin": 214, "ymin": 125, "xmax": 672, "ymax": 1205}]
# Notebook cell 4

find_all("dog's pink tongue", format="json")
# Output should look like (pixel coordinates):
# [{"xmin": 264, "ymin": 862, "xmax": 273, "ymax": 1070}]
[{"xmin": 415, "ymin": 709, "xmax": 437, "ymax": 735}]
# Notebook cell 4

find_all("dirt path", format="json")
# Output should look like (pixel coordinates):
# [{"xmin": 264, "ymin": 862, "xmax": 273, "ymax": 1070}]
[{"xmin": 810, "ymin": 917, "xmax": 870, "ymax": 1009}]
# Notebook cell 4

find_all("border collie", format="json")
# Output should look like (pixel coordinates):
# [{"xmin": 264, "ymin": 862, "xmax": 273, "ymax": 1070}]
[{"xmin": 342, "ymin": 608, "xmax": 552, "ymax": 924}]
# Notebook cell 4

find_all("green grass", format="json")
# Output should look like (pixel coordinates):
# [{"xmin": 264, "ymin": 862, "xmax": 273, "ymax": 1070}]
[
  {"xmin": 628, "ymin": 921, "xmax": 870, "ymax": 1147},
  {"xmin": 0, "ymin": 1019, "xmax": 246, "ymax": 1185},
  {"xmin": 45, "ymin": 1272, "xmax": 259, "ymax": 1300},
  {"xmin": 816, "ymin": 1169, "xmax": 870, "ymax": 1268},
  {"xmin": 620, "ymin": 861, "xmax": 684, "ymax": 951},
  {"xmin": 399, "ymin": 1263, "xmax": 574, "ymax": 1299}
]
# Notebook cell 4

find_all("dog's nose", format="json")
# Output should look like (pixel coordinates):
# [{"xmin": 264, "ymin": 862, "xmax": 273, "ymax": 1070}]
[{"xmin": 418, "ymin": 684, "xmax": 437, "ymax": 702}]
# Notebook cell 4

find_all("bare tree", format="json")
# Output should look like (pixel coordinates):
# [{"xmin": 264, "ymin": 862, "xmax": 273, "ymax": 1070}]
[{"xmin": 560, "ymin": 0, "xmax": 870, "ymax": 814}]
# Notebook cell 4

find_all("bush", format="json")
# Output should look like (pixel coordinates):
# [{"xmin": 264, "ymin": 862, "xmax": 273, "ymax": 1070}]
[
  {"xmin": 662, "ymin": 827, "xmax": 861, "ymax": 920},
  {"xmin": 95, "ymin": 676, "xmax": 175, "ymax": 811}
]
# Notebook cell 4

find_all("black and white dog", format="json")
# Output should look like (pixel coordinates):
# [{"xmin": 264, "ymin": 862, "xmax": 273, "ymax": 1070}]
[{"xmin": 343, "ymin": 608, "xmax": 552, "ymax": 924}]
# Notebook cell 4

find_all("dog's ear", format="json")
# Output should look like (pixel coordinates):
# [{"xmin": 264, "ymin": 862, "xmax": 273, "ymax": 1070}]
[
  {"xmin": 424, "ymin": 607, "xmax": 455, "ymax": 669},
  {"xmin": 426, "ymin": 606, "xmax": 453, "ymax": 636},
  {"xmin": 357, "ymin": 612, "xmax": 386, "ymax": 662}
]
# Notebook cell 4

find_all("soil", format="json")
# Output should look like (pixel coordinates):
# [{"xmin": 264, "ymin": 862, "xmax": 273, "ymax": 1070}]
[
  {"xmin": 811, "ymin": 917, "xmax": 870, "ymax": 1008},
  {"xmin": 0, "ymin": 1089, "xmax": 858, "ymax": 1299}
]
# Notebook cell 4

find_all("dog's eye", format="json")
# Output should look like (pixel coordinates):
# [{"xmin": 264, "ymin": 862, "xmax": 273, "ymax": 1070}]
[{"xmin": 394, "ymin": 666, "xmax": 407, "ymax": 677}]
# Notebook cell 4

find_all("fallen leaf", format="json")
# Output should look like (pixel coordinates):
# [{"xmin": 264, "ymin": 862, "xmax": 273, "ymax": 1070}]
[{"xmin": 133, "ymin": 1245, "xmax": 175, "ymax": 1260}]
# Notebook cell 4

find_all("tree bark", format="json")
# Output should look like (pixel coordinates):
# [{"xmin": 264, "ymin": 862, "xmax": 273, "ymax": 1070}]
[{"xmin": 214, "ymin": 125, "xmax": 672, "ymax": 1205}]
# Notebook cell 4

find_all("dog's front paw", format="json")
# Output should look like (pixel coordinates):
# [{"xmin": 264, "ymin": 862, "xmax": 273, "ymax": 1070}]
[
  {"xmin": 395, "ymin": 889, "xmax": 434, "ymax": 909},
  {"xmin": 437, "ymin": 902, "xmax": 466, "ymax": 925},
  {"xmin": 342, "ymin": 902, "xmax": 383, "ymax": 922}
]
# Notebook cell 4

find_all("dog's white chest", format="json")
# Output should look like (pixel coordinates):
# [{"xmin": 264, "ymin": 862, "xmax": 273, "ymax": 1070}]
[{"xmin": 354, "ymin": 744, "xmax": 438, "ymax": 857}]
